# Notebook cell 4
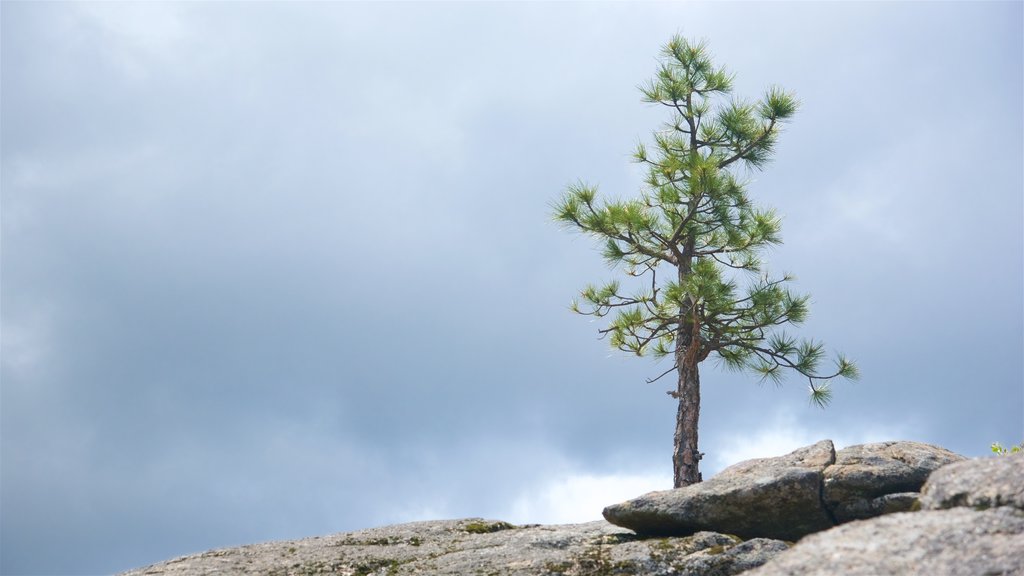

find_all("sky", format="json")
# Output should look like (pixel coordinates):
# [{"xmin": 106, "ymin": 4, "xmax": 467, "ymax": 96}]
[{"xmin": 1, "ymin": 2, "xmax": 1021, "ymax": 574}]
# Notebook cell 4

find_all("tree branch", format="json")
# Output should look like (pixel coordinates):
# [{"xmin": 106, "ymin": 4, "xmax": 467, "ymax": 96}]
[
  {"xmin": 646, "ymin": 364, "xmax": 679, "ymax": 384},
  {"xmin": 718, "ymin": 118, "xmax": 776, "ymax": 169}
]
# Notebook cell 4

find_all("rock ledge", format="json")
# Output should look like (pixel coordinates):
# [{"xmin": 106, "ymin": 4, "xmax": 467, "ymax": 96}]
[
  {"xmin": 603, "ymin": 440, "xmax": 963, "ymax": 540},
  {"xmin": 119, "ymin": 518, "xmax": 788, "ymax": 576}
]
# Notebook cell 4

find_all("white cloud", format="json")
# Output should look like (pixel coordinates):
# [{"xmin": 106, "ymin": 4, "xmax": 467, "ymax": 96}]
[
  {"xmin": 496, "ymin": 407, "xmax": 912, "ymax": 528},
  {"xmin": 504, "ymin": 469, "xmax": 670, "ymax": 525},
  {"xmin": 708, "ymin": 407, "xmax": 912, "ymax": 475}
]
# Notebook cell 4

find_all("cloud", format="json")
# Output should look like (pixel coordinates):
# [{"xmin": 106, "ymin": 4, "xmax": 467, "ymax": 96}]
[
  {"xmin": 2, "ymin": 2, "xmax": 1020, "ymax": 575},
  {"xmin": 707, "ymin": 407, "xmax": 912, "ymax": 474},
  {"xmin": 505, "ymin": 469, "xmax": 670, "ymax": 525},
  {"xmin": 73, "ymin": 2, "xmax": 189, "ymax": 79},
  {"xmin": 500, "ymin": 403, "xmax": 913, "ymax": 527}
]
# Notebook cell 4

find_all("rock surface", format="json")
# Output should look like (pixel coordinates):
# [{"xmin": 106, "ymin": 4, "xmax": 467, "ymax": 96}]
[
  {"xmin": 119, "ymin": 518, "xmax": 789, "ymax": 576},
  {"xmin": 822, "ymin": 441, "xmax": 964, "ymax": 522},
  {"xmin": 121, "ymin": 444, "xmax": 1019, "ymax": 576},
  {"xmin": 919, "ymin": 450, "xmax": 1024, "ymax": 511},
  {"xmin": 744, "ymin": 453, "xmax": 1024, "ymax": 576},
  {"xmin": 603, "ymin": 440, "xmax": 836, "ymax": 541},
  {"xmin": 603, "ymin": 439, "xmax": 962, "ymax": 540},
  {"xmin": 743, "ymin": 507, "xmax": 1024, "ymax": 576}
]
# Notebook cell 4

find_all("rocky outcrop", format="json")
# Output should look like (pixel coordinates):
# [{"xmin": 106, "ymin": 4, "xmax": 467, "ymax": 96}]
[
  {"xmin": 743, "ymin": 507, "xmax": 1024, "ymax": 576},
  {"xmin": 121, "ymin": 444, "xmax": 1020, "ymax": 576},
  {"xmin": 822, "ymin": 440, "xmax": 964, "ymax": 521},
  {"xmin": 603, "ymin": 440, "xmax": 962, "ymax": 540},
  {"xmin": 919, "ymin": 450, "xmax": 1024, "ymax": 511},
  {"xmin": 603, "ymin": 440, "xmax": 836, "ymax": 541},
  {"xmin": 119, "ymin": 518, "xmax": 789, "ymax": 576},
  {"xmin": 746, "ymin": 452, "xmax": 1024, "ymax": 576}
]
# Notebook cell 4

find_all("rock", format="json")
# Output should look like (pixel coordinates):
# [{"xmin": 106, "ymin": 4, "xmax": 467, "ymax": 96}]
[
  {"xmin": 118, "ymin": 442, "xmax": 1014, "ymax": 576},
  {"xmin": 832, "ymin": 491, "xmax": 919, "ymax": 520},
  {"xmin": 822, "ymin": 441, "xmax": 965, "ymax": 522},
  {"xmin": 118, "ymin": 518, "xmax": 789, "ymax": 576},
  {"xmin": 919, "ymin": 451, "xmax": 1024, "ymax": 511},
  {"xmin": 748, "ymin": 449, "xmax": 1024, "ymax": 576},
  {"xmin": 742, "ymin": 507, "xmax": 1024, "ymax": 576},
  {"xmin": 602, "ymin": 440, "xmax": 836, "ymax": 541},
  {"xmin": 682, "ymin": 538, "xmax": 792, "ymax": 576},
  {"xmin": 603, "ymin": 439, "xmax": 969, "ymax": 540}
]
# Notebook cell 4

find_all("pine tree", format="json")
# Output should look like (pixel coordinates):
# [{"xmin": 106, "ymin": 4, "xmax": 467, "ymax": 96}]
[{"xmin": 553, "ymin": 36, "xmax": 858, "ymax": 488}]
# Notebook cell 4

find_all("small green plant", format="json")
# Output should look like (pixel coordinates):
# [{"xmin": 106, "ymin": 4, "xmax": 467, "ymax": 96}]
[{"xmin": 991, "ymin": 441, "xmax": 1023, "ymax": 455}]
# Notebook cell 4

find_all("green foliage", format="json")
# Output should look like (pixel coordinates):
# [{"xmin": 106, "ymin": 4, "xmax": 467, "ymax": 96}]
[
  {"xmin": 554, "ymin": 34, "xmax": 856, "ymax": 406},
  {"xmin": 991, "ymin": 442, "xmax": 1023, "ymax": 455}
]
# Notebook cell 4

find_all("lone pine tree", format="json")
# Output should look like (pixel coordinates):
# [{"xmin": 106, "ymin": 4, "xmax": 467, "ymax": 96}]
[{"xmin": 554, "ymin": 36, "xmax": 857, "ymax": 488}]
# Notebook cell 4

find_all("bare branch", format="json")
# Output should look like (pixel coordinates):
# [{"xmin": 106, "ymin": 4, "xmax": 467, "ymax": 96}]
[{"xmin": 646, "ymin": 364, "xmax": 679, "ymax": 384}]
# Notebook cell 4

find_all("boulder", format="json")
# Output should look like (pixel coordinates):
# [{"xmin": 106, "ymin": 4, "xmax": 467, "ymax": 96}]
[
  {"xmin": 603, "ymin": 439, "xmax": 968, "ymax": 540},
  {"xmin": 747, "ymin": 449, "xmax": 1024, "ymax": 576},
  {"xmin": 602, "ymin": 440, "xmax": 837, "ymax": 541},
  {"xmin": 830, "ymin": 491, "xmax": 919, "ymax": 520},
  {"xmin": 823, "ymin": 441, "xmax": 965, "ymax": 522},
  {"xmin": 919, "ymin": 451, "xmax": 1024, "ymax": 511},
  {"xmin": 118, "ymin": 518, "xmax": 789, "ymax": 576},
  {"xmin": 743, "ymin": 507, "xmax": 1024, "ymax": 576}
]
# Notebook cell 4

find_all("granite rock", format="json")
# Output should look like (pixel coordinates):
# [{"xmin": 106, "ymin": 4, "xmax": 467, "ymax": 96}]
[
  {"xmin": 823, "ymin": 441, "xmax": 965, "ymax": 522},
  {"xmin": 602, "ymin": 440, "xmax": 836, "ymax": 540},
  {"xmin": 743, "ymin": 507, "xmax": 1024, "ymax": 576},
  {"xmin": 919, "ymin": 451, "xmax": 1024, "ymax": 512},
  {"xmin": 119, "ymin": 518, "xmax": 789, "ymax": 576},
  {"xmin": 603, "ymin": 440, "xmax": 967, "ymax": 540},
  {"xmin": 748, "ymin": 450, "xmax": 1024, "ymax": 576}
]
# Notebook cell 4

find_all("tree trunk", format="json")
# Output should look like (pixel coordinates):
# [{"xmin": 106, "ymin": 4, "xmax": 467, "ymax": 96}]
[
  {"xmin": 674, "ymin": 236, "xmax": 701, "ymax": 488},
  {"xmin": 673, "ymin": 359, "xmax": 702, "ymax": 488}
]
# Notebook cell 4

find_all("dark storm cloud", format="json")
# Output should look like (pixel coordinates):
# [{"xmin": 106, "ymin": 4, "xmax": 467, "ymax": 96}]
[{"xmin": 2, "ymin": 2, "xmax": 1021, "ymax": 574}]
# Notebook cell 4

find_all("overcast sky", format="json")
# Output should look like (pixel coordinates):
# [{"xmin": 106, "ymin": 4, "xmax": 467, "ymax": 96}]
[{"xmin": 2, "ymin": 2, "xmax": 1021, "ymax": 574}]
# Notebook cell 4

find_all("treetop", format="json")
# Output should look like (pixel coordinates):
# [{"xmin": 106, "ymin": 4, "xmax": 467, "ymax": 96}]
[{"xmin": 554, "ymin": 35, "xmax": 856, "ymax": 409}]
